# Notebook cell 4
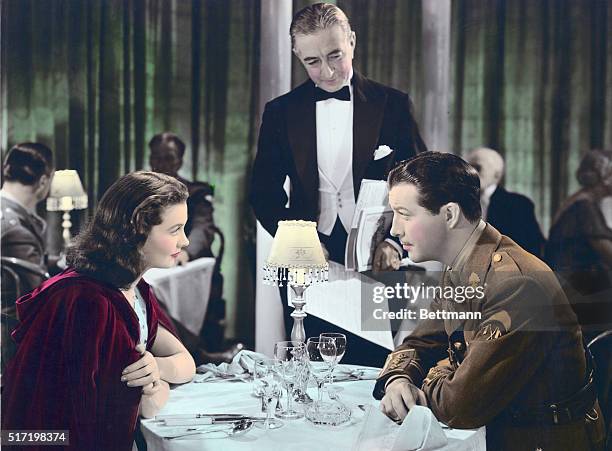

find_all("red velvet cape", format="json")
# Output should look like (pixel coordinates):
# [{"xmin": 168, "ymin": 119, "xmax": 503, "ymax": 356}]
[{"xmin": 2, "ymin": 269, "xmax": 175, "ymax": 451}]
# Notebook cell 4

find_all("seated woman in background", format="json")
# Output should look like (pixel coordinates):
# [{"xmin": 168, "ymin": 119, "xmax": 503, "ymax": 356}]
[
  {"xmin": 2, "ymin": 171, "xmax": 196, "ymax": 451},
  {"xmin": 546, "ymin": 149, "xmax": 612, "ymax": 337},
  {"xmin": 546, "ymin": 149, "xmax": 612, "ymax": 439}
]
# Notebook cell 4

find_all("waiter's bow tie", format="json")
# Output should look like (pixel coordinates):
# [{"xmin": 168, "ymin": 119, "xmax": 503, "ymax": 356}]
[{"xmin": 314, "ymin": 85, "xmax": 351, "ymax": 102}]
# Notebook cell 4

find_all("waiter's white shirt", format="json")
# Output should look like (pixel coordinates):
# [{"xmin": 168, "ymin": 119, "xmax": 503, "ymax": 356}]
[{"xmin": 316, "ymin": 73, "xmax": 355, "ymax": 236}]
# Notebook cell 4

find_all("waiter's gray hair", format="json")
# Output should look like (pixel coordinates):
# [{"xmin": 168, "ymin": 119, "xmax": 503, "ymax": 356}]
[{"xmin": 290, "ymin": 3, "xmax": 351, "ymax": 49}]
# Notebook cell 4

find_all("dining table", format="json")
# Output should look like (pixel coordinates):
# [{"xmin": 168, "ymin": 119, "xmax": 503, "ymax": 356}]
[{"xmin": 140, "ymin": 365, "xmax": 486, "ymax": 451}]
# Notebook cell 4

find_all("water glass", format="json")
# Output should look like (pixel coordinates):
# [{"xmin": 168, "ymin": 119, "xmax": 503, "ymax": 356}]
[
  {"xmin": 254, "ymin": 359, "xmax": 283, "ymax": 430},
  {"xmin": 305, "ymin": 337, "xmax": 336, "ymax": 403},
  {"xmin": 319, "ymin": 332, "xmax": 346, "ymax": 386},
  {"xmin": 274, "ymin": 340, "xmax": 305, "ymax": 419}
]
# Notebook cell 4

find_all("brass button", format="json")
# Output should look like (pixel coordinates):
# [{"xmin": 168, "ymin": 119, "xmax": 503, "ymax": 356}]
[{"xmin": 493, "ymin": 253, "xmax": 502, "ymax": 263}]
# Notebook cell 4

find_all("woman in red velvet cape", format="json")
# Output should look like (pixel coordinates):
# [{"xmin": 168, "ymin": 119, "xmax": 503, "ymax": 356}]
[{"xmin": 2, "ymin": 172, "xmax": 196, "ymax": 451}]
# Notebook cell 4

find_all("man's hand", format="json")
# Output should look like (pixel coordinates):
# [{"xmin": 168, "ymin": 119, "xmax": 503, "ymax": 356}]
[
  {"xmin": 373, "ymin": 241, "xmax": 401, "ymax": 272},
  {"xmin": 122, "ymin": 344, "xmax": 161, "ymax": 388},
  {"xmin": 380, "ymin": 378, "xmax": 427, "ymax": 422}
]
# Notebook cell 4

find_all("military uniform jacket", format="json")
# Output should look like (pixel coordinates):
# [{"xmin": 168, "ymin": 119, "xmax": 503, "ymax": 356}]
[
  {"xmin": 1, "ymin": 195, "xmax": 47, "ymax": 303},
  {"xmin": 373, "ymin": 224, "xmax": 605, "ymax": 450}
]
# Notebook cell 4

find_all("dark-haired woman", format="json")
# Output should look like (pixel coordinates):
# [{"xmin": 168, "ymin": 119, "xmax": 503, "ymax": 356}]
[
  {"xmin": 1, "ymin": 171, "xmax": 196, "ymax": 451},
  {"xmin": 1, "ymin": 142, "xmax": 55, "ymax": 374}
]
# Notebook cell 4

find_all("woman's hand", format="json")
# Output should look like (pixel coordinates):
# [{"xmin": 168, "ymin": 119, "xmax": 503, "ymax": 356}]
[
  {"xmin": 122, "ymin": 344, "xmax": 161, "ymax": 388},
  {"xmin": 139, "ymin": 380, "xmax": 170, "ymax": 419},
  {"xmin": 141, "ymin": 380, "xmax": 162, "ymax": 396}
]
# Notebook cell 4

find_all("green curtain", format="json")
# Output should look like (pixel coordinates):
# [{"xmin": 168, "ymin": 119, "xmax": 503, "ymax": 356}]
[
  {"xmin": 327, "ymin": 0, "xmax": 610, "ymax": 234},
  {"xmin": 0, "ymin": 0, "xmax": 260, "ymax": 342},
  {"xmin": 450, "ymin": 0, "xmax": 611, "ymax": 233},
  {"xmin": 2, "ymin": 0, "xmax": 610, "ymax": 343}
]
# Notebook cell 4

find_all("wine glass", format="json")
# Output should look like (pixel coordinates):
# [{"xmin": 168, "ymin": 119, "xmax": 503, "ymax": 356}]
[
  {"xmin": 305, "ymin": 337, "xmax": 336, "ymax": 404},
  {"xmin": 305, "ymin": 337, "xmax": 352, "ymax": 426},
  {"xmin": 273, "ymin": 340, "xmax": 305, "ymax": 419},
  {"xmin": 319, "ymin": 332, "xmax": 346, "ymax": 385},
  {"xmin": 254, "ymin": 359, "xmax": 283, "ymax": 430}
]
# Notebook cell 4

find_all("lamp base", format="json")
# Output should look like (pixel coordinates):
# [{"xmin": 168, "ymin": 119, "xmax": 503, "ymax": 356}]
[
  {"xmin": 61, "ymin": 210, "xmax": 72, "ymax": 249},
  {"xmin": 289, "ymin": 284, "xmax": 307, "ymax": 342}
]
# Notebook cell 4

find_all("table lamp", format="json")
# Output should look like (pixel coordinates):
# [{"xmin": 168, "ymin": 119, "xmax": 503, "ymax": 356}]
[
  {"xmin": 264, "ymin": 220, "xmax": 328, "ymax": 342},
  {"xmin": 46, "ymin": 169, "xmax": 88, "ymax": 248}
]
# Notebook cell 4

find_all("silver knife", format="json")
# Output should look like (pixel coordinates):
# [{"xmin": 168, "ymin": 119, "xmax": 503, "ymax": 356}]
[
  {"xmin": 161, "ymin": 416, "xmax": 265, "ymax": 426},
  {"xmin": 156, "ymin": 413, "xmax": 244, "ymax": 421}
]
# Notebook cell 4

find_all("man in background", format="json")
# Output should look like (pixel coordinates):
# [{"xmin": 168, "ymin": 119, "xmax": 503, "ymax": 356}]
[
  {"xmin": 466, "ymin": 147, "xmax": 545, "ymax": 258},
  {"xmin": 1, "ymin": 142, "xmax": 55, "ymax": 373},
  {"xmin": 149, "ymin": 133, "xmax": 216, "ymax": 263}
]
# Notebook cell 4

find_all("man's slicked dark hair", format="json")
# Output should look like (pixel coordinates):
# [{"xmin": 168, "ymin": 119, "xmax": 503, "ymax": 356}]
[
  {"xmin": 2, "ymin": 142, "xmax": 54, "ymax": 185},
  {"xmin": 388, "ymin": 151, "xmax": 482, "ymax": 223},
  {"xmin": 149, "ymin": 132, "xmax": 186, "ymax": 159}
]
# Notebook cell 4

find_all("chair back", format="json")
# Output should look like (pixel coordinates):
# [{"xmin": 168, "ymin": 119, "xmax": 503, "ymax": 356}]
[
  {"xmin": 587, "ymin": 330, "xmax": 612, "ymax": 445},
  {"xmin": 1, "ymin": 256, "xmax": 49, "ymax": 304},
  {"xmin": 1, "ymin": 256, "xmax": 49, "ymax": 377}
]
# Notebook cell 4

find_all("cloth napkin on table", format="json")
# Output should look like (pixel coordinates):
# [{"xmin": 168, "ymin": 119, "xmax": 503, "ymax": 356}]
[
  {"xmin": 352, "ymin": 404, "xmax": 447, "ymax": 451},
  {"xmin": 333, "ymin": 365, "xmax": 380, "ymax": 381},
  {"xmin": 194, "ymin": 349, "xmax": 268, "ymax": 382}
]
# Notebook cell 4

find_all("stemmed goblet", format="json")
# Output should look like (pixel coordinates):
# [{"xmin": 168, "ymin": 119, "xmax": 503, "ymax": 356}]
[
  {"xmin": 254, "ymin": 359, "xmax": 283, "ymax": 430},
  {"xmin": 305, "ymin": 337, "xmax": 336, "ymax": 404},
  {"xmin": 273, "ymin": 340, "xmax": 305, "ymax": 419},
  {"xmin": 305, "ymin": 336, "xmax": 351, "ymax": 426},
  {"xmin": 319, "ymin": 332, "xmax": 346, "ymax": 387}
]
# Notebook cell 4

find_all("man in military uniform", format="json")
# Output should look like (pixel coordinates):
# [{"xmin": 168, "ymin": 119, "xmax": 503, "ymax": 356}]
[
  {"xmin": 374, "ymin": 152, "xmax": 605, "ymax": 450},
  {"xmin": 1, "ymin": 143, "xmax": 55, "ymax": 374}
]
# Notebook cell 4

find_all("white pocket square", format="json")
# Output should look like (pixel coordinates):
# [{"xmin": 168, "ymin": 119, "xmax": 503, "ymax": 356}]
[{"xmin": 373, "ymin": 145, "xmax": 394, "ymax": 161}]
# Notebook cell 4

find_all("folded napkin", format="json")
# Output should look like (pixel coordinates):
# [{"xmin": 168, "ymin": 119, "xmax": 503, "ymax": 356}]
[
  {"xmin": 333, "ymin": 365, "xmax": 380, "ymax": 381},
  {"xmin": 194, "ymin": 350, "xmax": 268, "ymax": 382},
  {"xmin": 352, "ymin": 405, "xmax": 447, "ymax": 451}
]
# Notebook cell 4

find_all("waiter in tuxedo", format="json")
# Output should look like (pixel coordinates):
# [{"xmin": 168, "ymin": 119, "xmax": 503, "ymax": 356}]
[{"xmin": 250, "ymin": 3, "xmax": 426, "ymax": 365}]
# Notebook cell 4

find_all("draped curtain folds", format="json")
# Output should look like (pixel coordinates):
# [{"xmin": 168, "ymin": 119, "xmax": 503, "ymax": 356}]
[
  {"xmin": 1, "ymin": 0, "xmax": 259, "ymax": 341},
  {"xmin": 450, "ymin": 0, "xmax": 611, "ymax": 233},
  {"xmin": 1, "ymin": 0, "xmax": 610, "ymax": 341}
]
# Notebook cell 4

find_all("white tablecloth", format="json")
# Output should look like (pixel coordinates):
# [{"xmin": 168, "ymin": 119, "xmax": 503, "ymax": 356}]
[
  {"xmin": 143, "ymin": 257, "xmax": 215, "ymax": 335},
  {"xmin": 141, "ymin": 372, "xmax": 485, "ymax": 451}
]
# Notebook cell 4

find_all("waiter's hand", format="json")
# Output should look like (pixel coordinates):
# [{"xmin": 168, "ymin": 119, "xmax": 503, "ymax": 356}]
[
  {"xmin": 380, "ymin": 378, "xmax": 427, "ymax": 422},
  {"xmin": 320, "ymin": 242, "xmax": 330, "ymax": 261},
  {"xmin": 373, "ymin": 241, "xmax": 401, "ymax": 272}
]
